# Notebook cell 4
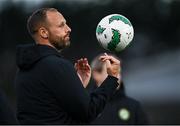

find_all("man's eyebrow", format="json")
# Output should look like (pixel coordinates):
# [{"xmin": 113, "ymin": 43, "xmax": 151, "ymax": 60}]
[{"xmin": 59, "ymin": 20, "xmax": 66, "ymax": 25}]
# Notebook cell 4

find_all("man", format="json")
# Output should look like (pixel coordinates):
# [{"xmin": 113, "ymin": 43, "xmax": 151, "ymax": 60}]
[
  {"xmin": 89, "ymin": 54, "xmax": 149, "ymax": 124},
  {"xmin": 14, "ymin": 8, "xmax": 121, "ymax": 124}
]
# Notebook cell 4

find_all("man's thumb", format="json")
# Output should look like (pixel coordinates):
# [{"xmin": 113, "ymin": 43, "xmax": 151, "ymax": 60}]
[{"xmin": 105, "ymin": 59, "xmax": 111, "ymax": 69}]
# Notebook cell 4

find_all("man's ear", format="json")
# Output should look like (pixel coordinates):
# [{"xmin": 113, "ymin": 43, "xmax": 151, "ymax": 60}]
[{"xmin": 39, "ymin": 27, "xmax": 48, "ymax": 39}]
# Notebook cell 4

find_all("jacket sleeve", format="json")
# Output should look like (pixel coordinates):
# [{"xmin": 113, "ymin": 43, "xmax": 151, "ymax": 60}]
[{"xmin": 43, "ymin": 57, "xmax": 119, "ymax": 123}]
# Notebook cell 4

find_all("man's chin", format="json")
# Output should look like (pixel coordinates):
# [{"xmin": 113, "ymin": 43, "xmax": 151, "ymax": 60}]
[{"xmin": 56, "ymin": 41, "xmax": 70, "ymax": 51}]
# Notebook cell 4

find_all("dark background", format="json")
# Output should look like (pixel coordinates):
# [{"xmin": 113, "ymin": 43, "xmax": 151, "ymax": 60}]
[{"xmin": 0, "ymin": 0, "xmax": 180, "ymax": 124}]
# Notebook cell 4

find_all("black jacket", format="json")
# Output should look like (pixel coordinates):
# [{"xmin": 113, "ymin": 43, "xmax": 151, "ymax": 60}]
[
  {"xmin": 91, "ymin": 83, "xmax": 149, "ymax": 124},
  {"xmin": 14, "ymin": 44, "xmax": 119, "ymax": 124}
]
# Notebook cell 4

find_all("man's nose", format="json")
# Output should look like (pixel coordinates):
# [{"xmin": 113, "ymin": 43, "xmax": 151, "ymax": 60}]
[{"xmin": 66, "ymin": 25, "xmax": 71, "ymax": 33}]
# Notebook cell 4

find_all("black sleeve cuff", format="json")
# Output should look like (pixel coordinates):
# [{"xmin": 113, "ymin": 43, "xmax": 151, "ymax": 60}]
[{"xmin": 98, "ymin": 75, "xmax": 119, "ymax": 98}]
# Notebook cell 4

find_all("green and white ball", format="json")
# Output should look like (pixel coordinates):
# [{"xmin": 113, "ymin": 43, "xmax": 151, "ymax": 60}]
[{"xmin": 96, "ymin": 14, "xmax": 134, "ymax": 52}]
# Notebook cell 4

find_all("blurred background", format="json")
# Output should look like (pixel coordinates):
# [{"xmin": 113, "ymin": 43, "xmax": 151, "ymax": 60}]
[{"xmin": 0, "ymin": 0, "xmax": 180, "ymax": 124}]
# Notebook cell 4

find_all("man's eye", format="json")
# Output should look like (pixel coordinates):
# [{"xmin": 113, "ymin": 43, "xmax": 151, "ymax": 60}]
[{"xmin": 59, "ymin": 23, "xmax": 65, "ymax": 27}]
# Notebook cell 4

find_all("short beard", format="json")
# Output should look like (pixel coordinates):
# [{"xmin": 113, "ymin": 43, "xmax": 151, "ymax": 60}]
[{"xmin": 50, "ymin": 40, "xmax": 70, "ymax": 51}]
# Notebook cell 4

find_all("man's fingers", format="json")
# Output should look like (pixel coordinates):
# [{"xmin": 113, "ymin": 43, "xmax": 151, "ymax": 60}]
[
  {"xmin": 99, "ymin": 55, "xmax": 120, "ymax": 65},
  {"xmin": 74, "ymin": 63, "xmax": 77, "ymax": 68},
  {"xmin": 74, "ymin": 63, "xmax": 79, "ymax": 71},
  {"xmin": 104, "ymin": 59, "xmax": 111, "ymax": 69},
  {"xmin": 104, "ymin": 53, "xmax": 108, "ymax": 56},
  {"xmin": 76, "ymin": 58, "xmax": 91, "ymax": 70},
  {"xmin": 109, "ymin": 56, "xmax": 120, "ymax": 64}
]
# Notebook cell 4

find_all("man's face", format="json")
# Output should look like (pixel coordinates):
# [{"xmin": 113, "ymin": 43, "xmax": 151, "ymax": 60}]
[{"xmin": 46, "ymin": 11, "xmax": 71, "ymax": 50}]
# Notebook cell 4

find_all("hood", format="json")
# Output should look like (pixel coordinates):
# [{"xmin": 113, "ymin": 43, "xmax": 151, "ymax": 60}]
[{"xmin": 16, "ymin": 44, "xmax": 61, "ymax": 70}]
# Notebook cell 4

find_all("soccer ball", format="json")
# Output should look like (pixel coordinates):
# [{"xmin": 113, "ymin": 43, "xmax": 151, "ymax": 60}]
[{"xmin": 96, "ymin": 14, "xmax": 134, "ymax": 52}]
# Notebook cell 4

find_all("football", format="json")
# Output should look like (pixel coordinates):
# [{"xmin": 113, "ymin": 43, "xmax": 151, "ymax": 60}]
[{"xmin": 96, "ymin": 14, "xmax": 134, "ymax": 52}]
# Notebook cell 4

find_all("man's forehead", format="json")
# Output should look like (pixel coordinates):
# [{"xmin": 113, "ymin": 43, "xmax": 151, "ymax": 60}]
[{"xmin": 46, "ymin": 11, "xmax": 66, "ymax": 23}]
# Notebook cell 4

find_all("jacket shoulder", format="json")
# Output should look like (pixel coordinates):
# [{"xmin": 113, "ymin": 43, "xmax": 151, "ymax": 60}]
[
  {"xmin": 127, "ymin": 96, "xmax": 140, "ymax": 105},
  {"xmin": 119, "ymin": 96, "xmax": 141, "ymax": 106},
  {"xmin": 40, "ymin": 55, "xmax": 72, "ymax": 67},
  {"xmin": 114, "ymin": 96, "xmax": 145, "ymax": 113}
]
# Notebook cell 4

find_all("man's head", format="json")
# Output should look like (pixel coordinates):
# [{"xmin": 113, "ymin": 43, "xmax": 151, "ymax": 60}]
[
  {"xmin": 91, "ymin": 53, "xmax": 122, "ymax": 87},
  {"xmin": 27, "ymin": 8, "xmax": 71, "ymax": 50}
]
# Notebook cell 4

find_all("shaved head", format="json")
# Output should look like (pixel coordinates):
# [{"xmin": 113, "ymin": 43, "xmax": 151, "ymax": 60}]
[{"xmin": 27, "ymin": 8, "xmax": 58, "ymax": 37}]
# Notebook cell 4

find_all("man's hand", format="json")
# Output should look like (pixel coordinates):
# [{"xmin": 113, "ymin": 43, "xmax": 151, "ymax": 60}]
[
  {"xmin": 99, "ymin": 53, "xmax": 120, "ymax": 79},
  {"xmin": 74, "ymin": 58, "xmax": 91, "ymax": 88}
]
